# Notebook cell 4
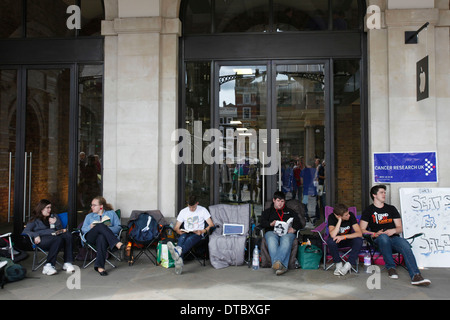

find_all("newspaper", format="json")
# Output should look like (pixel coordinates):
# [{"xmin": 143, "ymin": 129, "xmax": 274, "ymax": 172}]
[{"xmin": 274, "ymin": 218, "xmax": 293, "ymax": 236}]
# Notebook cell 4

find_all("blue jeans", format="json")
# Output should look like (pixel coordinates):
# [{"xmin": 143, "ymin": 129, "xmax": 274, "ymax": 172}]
[
  {"xmin": 265, "ymin": 231, "xmax": 296, "ymax": 268},
  {"xmin": 177, "ymin": 232, "xmax": 203, "ymax": 258},
  {"xmin": 326, "ymin": 237, "xmax": 363, "ymax": 266},
  {"xmin": 374, "ymin": 234, "xmax": 420, "ymax": 279}
]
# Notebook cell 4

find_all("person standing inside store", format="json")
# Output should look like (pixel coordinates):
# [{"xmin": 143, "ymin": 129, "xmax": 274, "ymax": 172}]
[{"xmin": 360, "ymin": 185, "xmax": 431, "ymax": 286}]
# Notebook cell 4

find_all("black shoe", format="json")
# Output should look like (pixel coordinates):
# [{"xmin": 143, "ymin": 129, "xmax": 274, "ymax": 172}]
[{"xmin": 94, "ymin": 267, "xmax": 108, "ymax": 276}]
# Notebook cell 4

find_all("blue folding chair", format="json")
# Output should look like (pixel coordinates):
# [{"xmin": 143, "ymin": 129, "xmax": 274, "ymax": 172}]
[{"xmin": 24, "ymin": 212, "xmax": 68, "ymax": 271}]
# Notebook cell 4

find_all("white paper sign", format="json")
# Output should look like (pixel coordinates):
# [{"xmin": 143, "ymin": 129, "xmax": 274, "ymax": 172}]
[{"xmin": 399, "ymin": 188, "xmax": 450, "ymax": 268}]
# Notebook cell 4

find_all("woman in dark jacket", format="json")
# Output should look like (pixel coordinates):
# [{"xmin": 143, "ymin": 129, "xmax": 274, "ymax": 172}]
[{"xmin": 23, "ymin": 199, "xmax": 74, "ymax": 275}]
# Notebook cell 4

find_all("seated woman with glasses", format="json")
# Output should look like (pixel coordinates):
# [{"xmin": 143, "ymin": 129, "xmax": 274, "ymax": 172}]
[
  {"xmin": 81, "ymin": 196, "xmax": 125, "ymax": 276},
  {"xmin": 23, "ymin": 199, "xmax": 75, "ymax": 275}
]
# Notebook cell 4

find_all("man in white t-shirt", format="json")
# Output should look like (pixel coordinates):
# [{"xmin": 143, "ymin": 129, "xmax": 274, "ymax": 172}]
[{"xmin": 168, "ymin": 195, "xmax": 214, "ymax": 274}]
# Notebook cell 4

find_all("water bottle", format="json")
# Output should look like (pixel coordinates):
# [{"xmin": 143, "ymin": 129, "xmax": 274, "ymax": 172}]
[
  {"xmin": 252, "ymin": 245, "xmax": 260, "ymax": 270},
  {"xmin": 364, "ymin": 250, "xmax": 371, "ymax": 273},
  {"xmin": 49, "ymin": 214, "xmax": 56, "ymax": 229}
]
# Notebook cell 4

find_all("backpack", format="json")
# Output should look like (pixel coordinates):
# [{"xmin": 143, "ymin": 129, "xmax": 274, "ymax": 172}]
[
  {"xmin": 128, "ymin": 213, "xmax": 158, "ymax": 242},
  {"xmin": 0, "ymin": 257, "xmax": 27, "ymax": 289}
]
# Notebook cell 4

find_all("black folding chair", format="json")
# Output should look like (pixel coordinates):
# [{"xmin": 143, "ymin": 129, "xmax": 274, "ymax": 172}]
[{"xmin": 126, "ymin": 210, "xmax": 169, "ymax": 266}]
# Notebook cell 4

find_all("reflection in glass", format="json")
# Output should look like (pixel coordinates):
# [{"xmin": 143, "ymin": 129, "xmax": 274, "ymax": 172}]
[
  {"xmin": 215, "ymin": 0, "xmax": 269, "ymax": 33},
  {"xmin": 334, "ymin": 60, "xmax": 361, "ymax": 210},
  {"xmin": 332, "ymin": 0, "xmax": 360, "ymax": 30},
  {"xmin": 274, "ymin": 0, "xmax": 328, "ymax": 31},
  {"xmin": 0, "ymin": 70, "xmax": 17, "ymax": 229},
  {"xmin": 184, "ymin": 62, "xmax": 211, "ymax": 206},
  {"xmin": 218, "ymin": 65, "xmax": 267, "ymax": 207},
  {"xmin": 0, "ymin": 0, "xmax": 22, "ymax": 38},
  {"xmin": 183, "ymin": 0, "xmax": 212, "ymax": 34},
  {"xmin": 25, "ymin": 69, "xmax": 71, "ymax": 219},
  {"xmin": 77, "ymin": 65, "xmax": 103, "ymax": 214},
  {"xmin": 79, "ymin": 0, "xmax": 105, "ymax": 36},
  {"xmin": 27, "ymin": 0, "xmax": 77, "ymax": 38},
  {"xmin": 276, "ymin": 64, "xmax": 325, "ymax": 223}
]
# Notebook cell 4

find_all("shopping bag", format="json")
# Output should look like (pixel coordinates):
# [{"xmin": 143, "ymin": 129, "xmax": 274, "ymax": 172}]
[
  {"xmin": 156, "ymin": 241, "xmax": 175, "ymax": 268},
  {"xmin": 298, "ymin": 244, "xmax": 322, "ymax": 269}
]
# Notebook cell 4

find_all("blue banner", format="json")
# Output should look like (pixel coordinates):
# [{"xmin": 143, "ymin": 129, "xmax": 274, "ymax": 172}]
[{"xmin": 374, "ymin": 152, "xmax": 437, "ymax": 183}]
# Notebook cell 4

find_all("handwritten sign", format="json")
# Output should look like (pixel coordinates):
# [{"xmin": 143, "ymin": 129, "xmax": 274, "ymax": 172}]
[{"xmin": 400, "ymin": 188, "xmax": 450, "ymax": 268}]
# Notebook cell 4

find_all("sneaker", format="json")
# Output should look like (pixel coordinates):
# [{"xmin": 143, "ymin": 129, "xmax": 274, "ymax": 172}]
[
  {"xmin": 388, "ymin": 268, "xmax": 398, "ymax": 279},
  {"xmin": 42, "ymin": 263, "xmax": 57, "ymax": 276},
  {"xmin": 0, "ymin": 261, "xmax": 7, "ymax": 270},
  {"xmin": 339, "ymin": 262, "xmax": 352, "ymax": 276},
  {"xmin": 333, "ymin": 262, "xmax": 343, "ymax": 276},
  {"xmin": 174, "ymin": 257, "xmax": 184, "ymax": 275},
  {"xmin": 167, "ymin": 241, "xmax": 182, "ymax": 261},
  {"xmin": 272, "ymin": 260, "xmax": 282, "ymax": 271},
  {"xmin": 411, "ymin": 274, "xmax": 431, "ymax": 286},
  {"xmin": 275, "ymin": 264, "xmax": 287, "ymax": 276},
  {"xmin": 63, "ymin": 262, "xmax": 75, "ymax": 273}
]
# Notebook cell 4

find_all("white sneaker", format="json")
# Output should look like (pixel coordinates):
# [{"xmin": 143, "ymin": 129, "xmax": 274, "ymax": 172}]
[
  {"xmin": 339, "ymin": 262, "xmax": 352, "ymax": 276},
  {"xmin": 42, "ymin": 263, "xmax": 57, "ymax": 276},
  {"xmin": 63, "ymin": 262, "xmax": 75, "ymax": 273},
  {"xmin": 0, "ymin": 261, "xmax": 7, "ymax": 270},
  {"xmin": 167, "ymin": 241, "xmax": 182, "ymax": 261},
  {"xmin": 175, "ymin": 257, "xmax": 184, "ymax": 275},
  {"xmin": 333, "ymin": 262, "xmax": 343, "ymax": 276}
]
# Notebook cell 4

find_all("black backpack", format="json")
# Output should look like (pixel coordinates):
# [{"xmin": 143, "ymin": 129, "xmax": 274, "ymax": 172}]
[{"xmin": 0, "ymin": 257, "xmax": 27, "ymax": 289}]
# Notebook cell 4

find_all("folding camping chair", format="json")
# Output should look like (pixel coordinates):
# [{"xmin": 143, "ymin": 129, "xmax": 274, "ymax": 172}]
[
  {"xmin": 0, "ymin": 233, "xmax": 14, "ymax": 261},
  {"xmin": 23, "ymin": 212, "xmax": 68, "ymax": 271},
  {"xmin": 178, "ymin": 221, "xmax": 217, "ymax": 266},
  {"xmin": 257, "ymin": 199, "xmax": 306, "ymax": 269},
  {"xmin": 77, "ymin": 209, "xmax": 124, "ymax": 269},
  {"xmin": 208, "ymin": 203, "xmax": 251, "ymax": 269},
  {"xmin": 311, "ymin": 206, "xmax": 360, "ymax": 273},
  {"xmin": 126, "ymin": 210, "xmax": 169, "ymax": 266},
  {"xmin": 363, "ymin": 232, "xmax": 423, "ymax": 270}
]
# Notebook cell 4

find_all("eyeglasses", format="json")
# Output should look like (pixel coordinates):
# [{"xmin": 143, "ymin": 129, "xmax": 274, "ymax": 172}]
[{"xmin": 90, "ymin": 204, "xmax": 99, "ymax": 207}]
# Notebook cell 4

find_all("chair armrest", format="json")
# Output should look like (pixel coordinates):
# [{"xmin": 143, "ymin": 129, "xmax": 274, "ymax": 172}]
[
  {"xmin": 405, "ymin": 233, "xmax": 423, "ymax": 244},
  {"xmin": 311, "ymin": 221, "xmax": 326, "ymax": 234}
]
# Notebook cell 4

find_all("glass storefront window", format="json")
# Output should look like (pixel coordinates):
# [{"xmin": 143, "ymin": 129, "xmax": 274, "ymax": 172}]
[
  {"xmin": 218, "ymin": 65, "xmax": 267, "ymax": 205},
  {"xmin": 0, "ymin": 0, "xmax": 23, "ymax": 38},
  {"xmin": 333, "ymin": 59, "xmax": 361, "ymax": 210},
  {"xmin": 274, "ymin": 0, "xmax": 328, "ymax": 31},
  {"xmin": 183, "ymin": 0, "xmax": 212, "ymax": 34},
  {"xmin": 184, "ymin": 62, "xmax": 211, "ymax": 206},
  {"xmin": 79, "ymin": 0, "xmax": 105, "ymax": 36},
  {"xmin": 276, "ymin": 64, "xmax": 325, "ymax": 224},
  {"xmin": 77, "ymin": 65, "xmax": 103, "ymax": 214},
  {"xmin": 27, "ymin": 0, "xmax": 77, "ymax": 38},
  {"xmin": 0, "ymin": 70, "xmax": 18, "ymax": 229},
  {"xmin": 25, "ymin": 68, "xmax": 71, "ymax": 218},
  {"xmin": 0, "ymin": 0, "xmax": 104, "ymax": 38},
  {"xmin": 332, "ymin": 0, "xmax": 361, "ymax": 30},
  {"xmin": 183, "ymin": 0, "xmax": 362, "ymax": 34},
  {"xmin": 215, "ymin": 0, "xmax": 269, "ymax": 33}
]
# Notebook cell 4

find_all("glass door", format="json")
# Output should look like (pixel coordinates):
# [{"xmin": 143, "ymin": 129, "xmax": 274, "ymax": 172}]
[
  {"xmin": 217, "ymin": 64, "xmax": 268, "ymax": 208},
  {"xmin": 0, "ymin": 69, "xmax": 18, "ymax": 232},
  {"xmin": 24, "ymin": 68, "xmax": 71, "ymax": 219},
  {"xmin": 0, "ymin": 67, "xmax": 71, "ymax": 234},
  {"xmin": 275, "ymin": 63, "xmax": 326, "ymax": 224}
]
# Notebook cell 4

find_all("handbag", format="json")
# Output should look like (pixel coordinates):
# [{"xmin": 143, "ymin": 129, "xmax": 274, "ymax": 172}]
[
  {"xmin": 156, "ymin": 241, "xmax": 175, "ymax": 268},
  {"xmin": 298, "ymin": 244, "xmax": 322, "ymax": 269}
]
